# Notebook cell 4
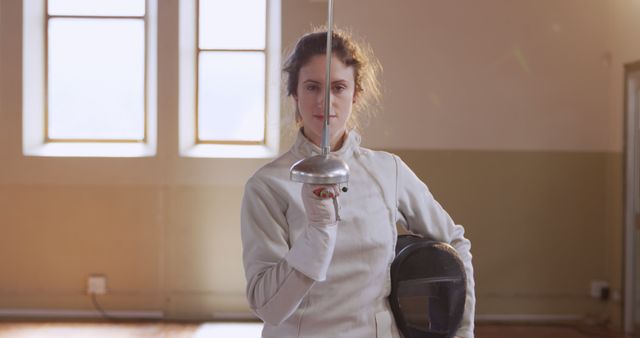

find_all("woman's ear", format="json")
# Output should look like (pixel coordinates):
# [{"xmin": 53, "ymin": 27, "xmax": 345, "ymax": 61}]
[{"xmin": 293, "ymin": 95, "xmax": 300, "ymax": 116}]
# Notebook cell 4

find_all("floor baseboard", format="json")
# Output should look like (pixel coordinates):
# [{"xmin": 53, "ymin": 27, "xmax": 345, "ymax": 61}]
[
  {"xmin": 0, "ymin": 309, "xmax": 584, "ymax": 323},
  {"xmin": 476, "ymin": 314, "xmax": 582, "ymax": 322},
  {"xmin": 0, "ymin": 308, "xmax": 163, "ymax": 320}
]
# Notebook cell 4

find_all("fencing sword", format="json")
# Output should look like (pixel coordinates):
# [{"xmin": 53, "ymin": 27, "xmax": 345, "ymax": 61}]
[{"xmin": 290, "ymin": 0, "xmax": 350, "ymax": 192}]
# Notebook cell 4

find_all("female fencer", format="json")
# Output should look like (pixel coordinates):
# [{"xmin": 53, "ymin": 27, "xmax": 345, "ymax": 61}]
[{"xmin": 241, "ymin": 29, "xmax": 475, "ymax": 338}]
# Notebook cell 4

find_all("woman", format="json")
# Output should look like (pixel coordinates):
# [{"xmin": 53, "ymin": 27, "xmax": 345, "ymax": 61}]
[{"xmin": 241, "ymin": 29, "xmax": 475, "ymax": 338}]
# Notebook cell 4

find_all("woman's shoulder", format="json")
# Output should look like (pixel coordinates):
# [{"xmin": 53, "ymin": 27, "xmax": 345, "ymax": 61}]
[
  {"xmin": 356, "ymin": 146, "xmax": 425, "ymax": 185},
  {"xmin": 356, "ymin": 145, "xmax": 401, "ymax": 166}
]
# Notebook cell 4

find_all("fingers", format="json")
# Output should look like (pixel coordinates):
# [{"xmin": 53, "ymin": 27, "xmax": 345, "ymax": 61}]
[
  {"xmin": 301, "ymin": 184, "xmax": 340, "ymax": 224},
  {"xmin": 310, "ymin": 184, "xmax": 340, "ymax": 199}
]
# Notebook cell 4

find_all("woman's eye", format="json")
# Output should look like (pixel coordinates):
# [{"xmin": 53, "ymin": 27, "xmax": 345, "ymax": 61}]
[{"xmin": 333, "ymin": 85, "xmax": 346, "ymax": 93}]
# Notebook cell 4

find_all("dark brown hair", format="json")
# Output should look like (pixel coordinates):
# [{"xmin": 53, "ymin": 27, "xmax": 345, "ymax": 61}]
[{"xmin": 283, "ymin": 28, "xmax": 382, "ymax": 130}]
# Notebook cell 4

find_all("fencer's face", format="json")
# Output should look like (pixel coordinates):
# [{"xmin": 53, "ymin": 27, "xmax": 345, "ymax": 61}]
[{"xmin": 294, "ymin": 54, "xmax": 356, "ymax": 149}]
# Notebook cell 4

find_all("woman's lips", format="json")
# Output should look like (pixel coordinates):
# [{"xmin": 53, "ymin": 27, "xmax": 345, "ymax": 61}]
[{"xmin": 313, "ymin": 114, "xmax": 337, "ymax": 120}]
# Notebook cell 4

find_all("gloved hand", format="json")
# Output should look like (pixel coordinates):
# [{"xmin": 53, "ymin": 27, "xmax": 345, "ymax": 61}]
[
  {"xmin": 301, "ymin": 184, "xmax": 341, "ymax": 225},
  {"xmin": 286, "ymin": 184, "xmax": 342, "ymax": 282}
]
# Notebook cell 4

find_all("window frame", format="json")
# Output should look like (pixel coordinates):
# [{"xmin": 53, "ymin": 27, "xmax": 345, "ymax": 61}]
[
  {"xmin": 179, "ymin": 0, "xmax": 281, "ymax": 158},
  {"xmin": 22, "ymin": 0, "xmax": 157, "ymax": 157}
]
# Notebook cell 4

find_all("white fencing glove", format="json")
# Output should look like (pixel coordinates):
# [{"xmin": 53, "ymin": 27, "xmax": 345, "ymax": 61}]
[
  {"xmin": 301, "ymin": 184, "xmax": 341, "ymax": 224},
  {"xmin": 285, "ymin": 184, "xmax": 342, "ymax": 281}
]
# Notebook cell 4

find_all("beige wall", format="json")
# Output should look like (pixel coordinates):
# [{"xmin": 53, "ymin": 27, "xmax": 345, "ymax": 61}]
[
  {"xmin": 0, "ymin": 0, "xmax": 638, "ymax": 325},
  {"xmin": 336, "ymin": 0, "xmax": 614, "ymax": 152},
  {"xmin": 394, "ymin": 150, "xmax": 619, "ymax": 316}
]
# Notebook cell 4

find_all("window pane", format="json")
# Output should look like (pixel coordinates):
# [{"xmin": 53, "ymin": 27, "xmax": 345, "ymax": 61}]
[
  {"xmin": 49, "ymin": 0, "xmax": 145, "ymax": 17},
  {"xmin": 48, "ymin": 18, "xmax": 145, "ymax": 140},
  {"xmin": 198, "ymin": 52, "xmax": 265, "ymax": 142},
  {"xmin": 199, "ymin": 0, "xmax": 266, "ymax": 50}
]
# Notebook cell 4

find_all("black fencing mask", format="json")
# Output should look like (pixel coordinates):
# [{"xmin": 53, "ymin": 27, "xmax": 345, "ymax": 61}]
[{"xmin": 389, "ymin": 234, "xmax": 467, "ymax": 338}]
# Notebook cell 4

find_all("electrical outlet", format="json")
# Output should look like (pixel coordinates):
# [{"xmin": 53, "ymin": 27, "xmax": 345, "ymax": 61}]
[
  {"xmin": 87, "ymin": 274, "xmax": 107, "ymax": 295},
  {"xmin": 590, "ymin": 280, "xmax": 609, "ymax": 300}
]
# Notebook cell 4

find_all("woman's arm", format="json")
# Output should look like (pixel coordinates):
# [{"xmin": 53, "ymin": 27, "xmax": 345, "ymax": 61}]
[
  {"xmin": 241, "ymin": 177, "xmax": 338, "ymax": 325},
  {"xmin": 394, "ymin": 156, "xmax": 476, "ymax": 338}
]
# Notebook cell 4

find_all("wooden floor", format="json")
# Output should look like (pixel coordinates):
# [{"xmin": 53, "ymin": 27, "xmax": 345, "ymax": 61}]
[
  {"xmin": 476, "ymin": 322, "xmax": 632, "ymax": 338},
  {"xmin": 0, "ymin": 321, "xmax": 633, "ymax": 338}
]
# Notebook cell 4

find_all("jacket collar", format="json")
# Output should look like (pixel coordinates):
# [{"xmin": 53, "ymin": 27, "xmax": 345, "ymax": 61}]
[{"xmin": 291, "ymin": 128, "xmax": 361, "ymax": 160}]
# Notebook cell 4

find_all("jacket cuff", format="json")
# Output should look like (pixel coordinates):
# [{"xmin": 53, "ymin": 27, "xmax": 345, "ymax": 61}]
[{"xmin": 285, "ymin": 222, "xmax": 337, "ymax": 281}]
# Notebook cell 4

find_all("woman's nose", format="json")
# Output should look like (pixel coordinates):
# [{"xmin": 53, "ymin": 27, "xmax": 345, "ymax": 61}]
[{"xmin": 316, "ymin": 91, "xmax": 326, "ymax": 106}]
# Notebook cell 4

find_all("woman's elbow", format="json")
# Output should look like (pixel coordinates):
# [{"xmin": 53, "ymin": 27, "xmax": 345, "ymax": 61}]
[
  {"xmin": 245, "ymin": 281, "xmax": 289, "ymax": 326},
  {"xmin": 255, "ymin": 306, "xmax": 288, "ymax": 326}
]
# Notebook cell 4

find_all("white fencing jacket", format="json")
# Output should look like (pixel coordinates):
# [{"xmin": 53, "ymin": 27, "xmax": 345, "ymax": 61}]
[{"xmin": 241, "ymin": 131, "xmax": 475, "ymax": 338}]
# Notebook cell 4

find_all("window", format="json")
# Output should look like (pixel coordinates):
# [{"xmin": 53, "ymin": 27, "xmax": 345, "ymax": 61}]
[
  {"xmin": 179, "ymin": 0, "xmax": 281, "ymax": 158},
  {"xmin": 23, "ymin": 0, "xmax": 279, "ymax": 158},
  {"xmin": 23, "ymin": 0, "xmax": 157, "ymax": 157}
]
